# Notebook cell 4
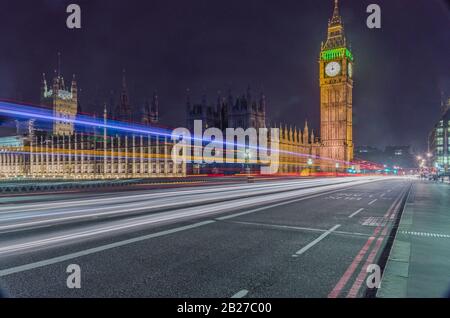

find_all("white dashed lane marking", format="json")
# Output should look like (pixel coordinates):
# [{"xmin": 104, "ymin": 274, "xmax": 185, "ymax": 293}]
[
  {"xmin": 231, "ymin": 290, "xmax": 249, "ymax": 298},
  {"xmin": 400, "ymin": 231, "xmax": 450, "ymax": 239},
  {"xmin": 292, "ymin": 224, "xmax": 341, "ymax": 257},
  {"xmin": 348, "ymin": 208, "xmax": 364, "ymax": 218}
]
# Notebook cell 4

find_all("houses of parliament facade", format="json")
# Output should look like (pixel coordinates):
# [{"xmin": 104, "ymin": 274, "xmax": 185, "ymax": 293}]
[
  {"xmin": 0, "ymin": 0, "xmax": 353, "ymax": 179},
  {"xmin": 0, "ymin": 68, "xmax": 185, "ymax": 179}
]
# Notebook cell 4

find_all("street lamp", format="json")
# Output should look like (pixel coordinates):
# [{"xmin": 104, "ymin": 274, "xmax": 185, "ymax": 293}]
[
  {"xmin": 307, "ymin": 158, "xmax": 313, "ymax": 176},
  {"xmin": 244, "ymin": 149, "xmax": 251, "ymax": 176}
]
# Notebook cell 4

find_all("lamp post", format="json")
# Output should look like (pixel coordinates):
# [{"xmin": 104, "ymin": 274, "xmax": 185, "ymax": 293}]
[
  {"xmin": 244, "ymin": 149, "xmax": 251, "ymax": 176},
  {"xmin": 307, "ymin": 158, "xmax": 313, "ymax": 177}
]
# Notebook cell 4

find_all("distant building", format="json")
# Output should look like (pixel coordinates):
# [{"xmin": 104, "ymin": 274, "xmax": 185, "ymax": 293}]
[
  {"xmin": 355, "ymin": 145, "xmax": 416, "ymax": 169},
  {"xmin": 114, "ymin": 69, "xmax": 133, "ymax": 122},
  {"xmin": 142, "ymin": 92, "xmax": 159, "ymax": 125},
  {"xmin": 40, "ymin": 55, "xmax": 78, "ymax": 136},
  {"xmin": 355, "ymin": 146, "xmax": 383, "ymax": 164},
  {"xmin": 186, "ymin": 86, "xmax": 266, "ymax": 132},
  {"xmin": 0, "ymin": 62, "xmax": 184, "ymax": 180},
  {"xmin": 383, "ymin": 146, "xmax": 416, "ymax": 169},
  {"xmin": 355, "ymin": 145, "xmax": 381, "ymax": 155},
  {"xmin": 429, "ymin": 104, "xmax": 450, "ymax": 175}
]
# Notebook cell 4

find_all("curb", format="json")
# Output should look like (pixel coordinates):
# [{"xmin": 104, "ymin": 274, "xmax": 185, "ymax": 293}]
[{"xmin": 376, "ymin": 183, "xmax": 415, "ymax": 298}]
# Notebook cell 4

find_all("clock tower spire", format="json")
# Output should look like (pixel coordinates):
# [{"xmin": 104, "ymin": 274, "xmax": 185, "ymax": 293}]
[
  {"xmin": 319, "ymin": 0, "xmax": 354, "ymax": 168},
  {"xmin": 323, "ymin": 0, "xmax": 346, "ymax": 50}
]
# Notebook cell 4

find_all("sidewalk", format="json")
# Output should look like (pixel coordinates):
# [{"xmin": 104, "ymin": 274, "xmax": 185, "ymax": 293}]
[{"xmin": 378, "ymin": 180, "xmax": 450, "ymax": 298}]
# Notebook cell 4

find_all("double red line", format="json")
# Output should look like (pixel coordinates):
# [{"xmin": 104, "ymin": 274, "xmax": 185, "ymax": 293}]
[{"xmin": 328, "ymin": 185, "xmax": 409, "ymax": 298}]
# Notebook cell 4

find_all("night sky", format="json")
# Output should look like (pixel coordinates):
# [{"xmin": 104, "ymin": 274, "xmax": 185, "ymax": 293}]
[{"xmin": 0, "ymin": 0, "xmax": 449, "ymax": 152}]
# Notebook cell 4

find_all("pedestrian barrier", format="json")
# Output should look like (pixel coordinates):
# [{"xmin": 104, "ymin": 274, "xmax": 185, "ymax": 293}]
[{"xmin": 0, "ymin": 177, "xmax": 209, "ymax": 193}]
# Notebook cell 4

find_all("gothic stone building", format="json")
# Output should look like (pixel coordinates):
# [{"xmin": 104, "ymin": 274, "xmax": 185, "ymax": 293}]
[
  {"xmin": 280, "ymin": 0, "xmax": 354, "ymax": 173},
  {"xmin": 0, "ymin": 67, "xmax": 183, "ymax": 179},
  {"xmin": 186, "ymin": 86, "xmax": 266, "ymax": 132},
  {"xmin": 185, "ymin": 0, "xmax": 354, "ymax": 174}
]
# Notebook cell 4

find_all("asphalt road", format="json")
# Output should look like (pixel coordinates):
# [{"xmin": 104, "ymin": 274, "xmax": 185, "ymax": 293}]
[{"xmin": 0, "ymin": 176, "xmax": 412, "ymax": 298}]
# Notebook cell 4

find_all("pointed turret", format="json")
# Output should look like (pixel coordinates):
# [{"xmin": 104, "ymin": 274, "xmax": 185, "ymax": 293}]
[
  {"xmin": 259, "ymin": 92, "xmax": 266, "ymax": 114},
  {"xmin": 323, "ymin": 0, "xmax": 346, "ymax": 50},
  {"xmin": 330, "ymin": 0, "xmax": 342, "ymax": 26},
  {"xmin": 151, "ymin": 91, "xmax": 159, "ymax": 124},
  {"xmin": 116, "ymin": 69, "xmax": 132, "ymax": 122},
  {"xmin": 57, "ymin": 52, "xmax": 62, "ymax": 78},
  {"xmin": 52, "ymin": 69, "xmax": 59, "ymax": 96},
  {"xmin": 303, "ymin": 120, "xmax": 309, "ymax": 144},
  {"xmin": 71, "ymin": 74, "xmax": 77, "ymax": 102},
  {"xmin": 40, "ymin": 73, "xmax": 47, "ymax": 98}
]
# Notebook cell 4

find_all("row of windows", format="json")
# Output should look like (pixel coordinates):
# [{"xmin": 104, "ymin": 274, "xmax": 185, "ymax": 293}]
[
  {"xmin": 434, "ymin": 136, "xmax": 450, "ymax": 146},
  {"xmin": 436, "ymin": 146, "xmax": 450, "ymax": 154},
  {"xmin": 437, "ymin": 120, "xmax": 450, "ymax": 127},
  {"xmin": 436, "ymin": 156, "xmax": 449, "ymax": 165}
]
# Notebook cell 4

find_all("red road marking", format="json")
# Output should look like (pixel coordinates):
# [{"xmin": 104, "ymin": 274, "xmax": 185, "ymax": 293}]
[
  {"xmin": 328, "ymin": 189, "xmax": 404, "ymax": 298},
  {"xmin": 328, "ymin": 236, "xmax": 375, "ymax": 298},
  {"xmin": 346, "ymin": 237, "xmax": 384, "ymax": 298}
]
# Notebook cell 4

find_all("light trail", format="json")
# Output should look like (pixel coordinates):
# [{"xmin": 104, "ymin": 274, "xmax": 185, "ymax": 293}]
[
  {"xmin": 0, "ymin": 177, "xmax": 390, "ymax": 255},
  {"xmin": 0, "ymin": 100, "xmax": 357, "ymax": 167}
]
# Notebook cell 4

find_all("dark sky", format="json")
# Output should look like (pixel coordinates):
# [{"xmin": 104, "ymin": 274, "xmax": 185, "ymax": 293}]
[{"xmin": 0, "ymin": 0, "xmax": 449, "ymax": 151}]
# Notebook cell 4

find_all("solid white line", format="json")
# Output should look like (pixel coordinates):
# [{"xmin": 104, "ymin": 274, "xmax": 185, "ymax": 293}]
[
  {"xmin": 0, "ymin": 220, "xmax": 215, "ymax": 277},
  {"xmin": 348, "ymin": 208, "xmax": 364, "ymax": 218},
  {"xmin": 368, "ymin": 199, "xmax": 378, "ymax": 205},
  {"xmin": 231, "ymin": 290, "xmax": 249, "ymax": 298},
  {"xmin": 292, "ymin": 224, "xmax": 341, "ymax": 257}
]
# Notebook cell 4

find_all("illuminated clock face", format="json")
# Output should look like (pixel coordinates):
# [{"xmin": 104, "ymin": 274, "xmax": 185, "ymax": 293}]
[
  {"xmin": 348, "ymin": 63, "xmax": 353, "ymax": 78},
  {"xmin": 325, "ymin": 61, "xmax": 341, "ymax": 77}
]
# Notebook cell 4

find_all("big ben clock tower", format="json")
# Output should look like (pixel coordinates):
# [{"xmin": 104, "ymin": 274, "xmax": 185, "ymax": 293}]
[{"xmin": 319, "ymin": 0, "xmax": 354, "ymax": 166}]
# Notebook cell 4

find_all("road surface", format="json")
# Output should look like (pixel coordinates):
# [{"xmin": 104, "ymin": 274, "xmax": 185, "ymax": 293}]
[{"xmin": 0, "ymin": 176, "xmax": 412, "ymax": 297}]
